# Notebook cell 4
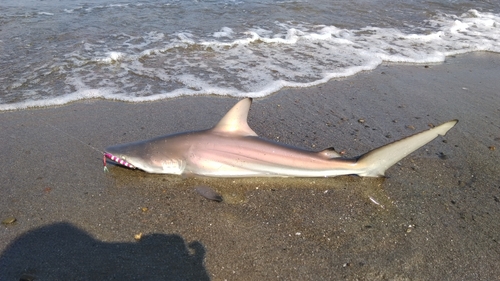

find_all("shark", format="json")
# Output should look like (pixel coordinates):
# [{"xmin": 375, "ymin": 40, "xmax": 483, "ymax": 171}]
[{"xmin": 104, "ymin": 98, "xmax": 457, "ymax": 177}]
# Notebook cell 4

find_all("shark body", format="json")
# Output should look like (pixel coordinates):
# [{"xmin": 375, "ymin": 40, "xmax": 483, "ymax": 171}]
[{"xmin": 105, "ymin": 98, "xmax": 457, "ymax": 177}]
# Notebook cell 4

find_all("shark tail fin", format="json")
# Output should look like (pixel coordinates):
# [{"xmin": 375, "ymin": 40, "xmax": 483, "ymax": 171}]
[{"xmin": 356, "ymin": 120, "xmax": 458, "ymax": 177}]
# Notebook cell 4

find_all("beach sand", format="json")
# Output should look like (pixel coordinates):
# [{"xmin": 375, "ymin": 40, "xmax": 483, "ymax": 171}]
[{"xmin": 1, "ymin": 52, "xmax": 499, "ymax": 280}]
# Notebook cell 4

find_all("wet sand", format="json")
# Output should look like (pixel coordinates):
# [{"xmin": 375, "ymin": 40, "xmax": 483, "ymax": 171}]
[{"xmin": 1, "ymin": 52, "xmax": 499, "ymax": 280}]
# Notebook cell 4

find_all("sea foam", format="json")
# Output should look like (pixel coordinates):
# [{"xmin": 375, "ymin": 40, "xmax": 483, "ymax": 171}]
[{"xmin": 1, "ymin": 9, "xmax": 499, "ymax": 111}]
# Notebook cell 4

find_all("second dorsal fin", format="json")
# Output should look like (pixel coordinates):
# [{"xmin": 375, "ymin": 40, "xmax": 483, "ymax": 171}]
[{"xmin": 317, "ymin": 147, "xmax": 342, "ymax": 159}]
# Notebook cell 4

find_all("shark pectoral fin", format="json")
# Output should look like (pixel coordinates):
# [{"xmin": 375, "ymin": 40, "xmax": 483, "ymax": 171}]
[
  {"xmin": 356, "ymin": 119, "xmax": 458, "ymax": 177},
  {"xmin": 211, "ymin": 98, "xmax": 258, "ymax": 136},
  {"xmin": 317, "ymin": 147, "xmax": 342, "ymax": 159}
]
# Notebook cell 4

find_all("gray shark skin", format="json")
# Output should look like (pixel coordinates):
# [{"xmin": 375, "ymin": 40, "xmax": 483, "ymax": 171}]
[{"xmin": 105, "ymin": 98, "xmax": 457, "ymax": 177}]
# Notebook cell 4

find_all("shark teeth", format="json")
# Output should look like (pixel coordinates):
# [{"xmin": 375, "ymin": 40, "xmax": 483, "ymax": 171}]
[{"xmin": 103, "ymin": 153, "xmax": 136, "ymax": 169}]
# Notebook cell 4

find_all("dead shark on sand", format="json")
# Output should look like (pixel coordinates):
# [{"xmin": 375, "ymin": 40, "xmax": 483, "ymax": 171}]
[{"xmin": 104, "ymin": 98, "xmax": 457, "ymax": 177}]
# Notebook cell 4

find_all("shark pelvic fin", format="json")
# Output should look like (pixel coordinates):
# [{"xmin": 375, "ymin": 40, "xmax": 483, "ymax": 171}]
[
  {"xmin": 211, "ymin": 98, "xmax": 258, "ymax": 136},
  {"xmin": 356, "ymin": 120, "xmax": 458, "ymax": 177}
]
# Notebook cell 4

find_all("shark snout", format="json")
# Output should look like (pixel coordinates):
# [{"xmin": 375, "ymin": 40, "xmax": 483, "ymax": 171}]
[
  {"xmin": 104, "ymin": 151, "xmax": 136, "ymax": 169},
  {"xmin": 104, "ymin": 143, "xmax": 145, "ymax": 169}
]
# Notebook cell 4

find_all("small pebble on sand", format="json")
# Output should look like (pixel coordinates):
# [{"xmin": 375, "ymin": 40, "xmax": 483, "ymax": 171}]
[{"xmin": 2, "ymin": 217, "xmax": 16, "ymax": 225}]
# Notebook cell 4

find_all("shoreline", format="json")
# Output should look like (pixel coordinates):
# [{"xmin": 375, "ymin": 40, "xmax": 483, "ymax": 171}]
[{"xmin": 1, "ymin": 52, "xmax": 499, "ymax": 280}]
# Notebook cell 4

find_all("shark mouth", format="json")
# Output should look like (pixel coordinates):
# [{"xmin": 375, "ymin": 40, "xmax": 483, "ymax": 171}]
[{"xmin": 103, "ymin": 152, "xmax": 136, "ymax": 172}]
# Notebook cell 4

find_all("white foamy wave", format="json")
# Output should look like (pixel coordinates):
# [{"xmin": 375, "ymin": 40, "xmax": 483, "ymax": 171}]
[
  {"xmin": 96, "ymin": 52, "xmax": 126, "ymax": 63},
  {"xmin": 0, "ymin": 88, "xmax": 113, "ymax": 111},
  {"xmin": 38, "ymin": 12, "xmax": 54, "ymax": 16},
  {"xmin": 1, "ymin": 9, "xmax": 499, "ymax": 111},
  {"xmin": 213, "ymin": 27, "xmax": 234, "ymax": 38}
]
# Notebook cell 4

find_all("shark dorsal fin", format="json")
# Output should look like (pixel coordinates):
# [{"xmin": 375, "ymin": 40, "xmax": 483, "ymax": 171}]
[{"xmin": 211, "ymin": 98, "xmax": 258, "ymax": 136}]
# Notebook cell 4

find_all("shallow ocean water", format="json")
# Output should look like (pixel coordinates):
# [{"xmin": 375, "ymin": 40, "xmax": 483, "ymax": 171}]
[{"xmin": 0, "ymin": 0, "xmax": 499, "ymax": 110}]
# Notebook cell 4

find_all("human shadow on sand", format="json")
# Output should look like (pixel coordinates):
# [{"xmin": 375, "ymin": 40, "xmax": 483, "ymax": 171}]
[{"xmin": 0, "ymin": 222, "xmax": 209, "ymax": 281}]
